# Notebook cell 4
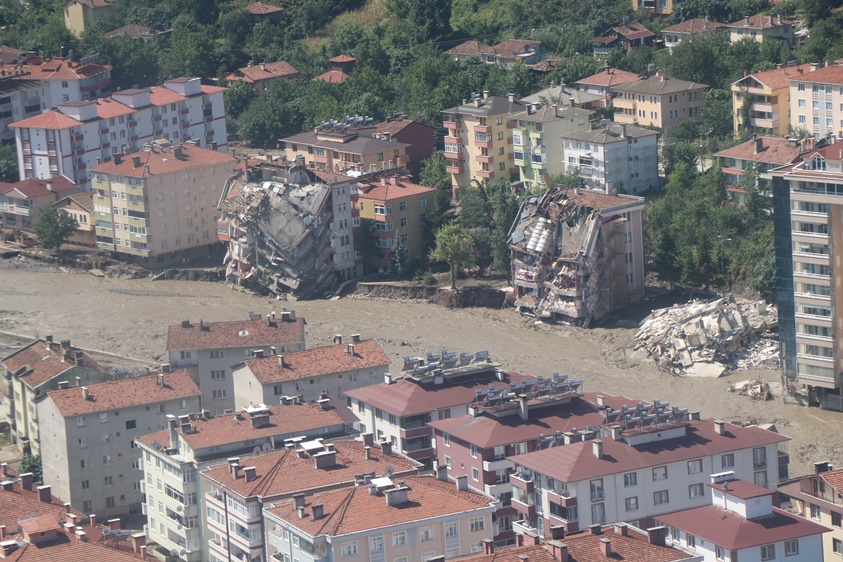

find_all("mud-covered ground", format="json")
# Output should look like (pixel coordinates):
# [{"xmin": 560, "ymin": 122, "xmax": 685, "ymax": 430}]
[{"xmin": 0, "ymin": 266, "xmax": 838, "ymax": 476}]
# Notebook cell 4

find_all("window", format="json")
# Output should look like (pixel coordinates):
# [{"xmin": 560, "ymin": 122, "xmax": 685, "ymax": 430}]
[
  {"xmin": 370, "ymin": 536, "xmax": 384, "ymax": 552},
  {"xmin": 590, "ymin": 479, "xmax": 604, "ymax": 501},
  {"xmin": 210, "ymin": 350, "xmax": 224, "ymax": 359},
  {"xmin": 654, "ymin": 490, "xmax": 669, "ymax": 505},
  {"xmin": 652, "ymin": 466, "xmax": 667, "ymax": 481},
  {"xmin": 420, "ymin": 526, "xmax": 434, "ymax": 541},
  {"xmin": 103, "ymin": 454, "xmax": 112, "ymax": 465},
  {"xmin": 392, "ymin": 531, "xmax": 407, "ymax": 546},
  {"xmin": 472, "ymin": 468, "xmax": 479, "ymax": 481},
  {"xmin": 834, "ymin": 539, "xmax": 843, "ymax": 554},
  {"xmin": 212, "ymin": 390, "xmax": 227, "ymax": 399},
  {"xmin": 761, "ymin": 544, "xmax": 775, "ymax": 561},
  {"xmin": 445, "ymin": 521, "xmax": 458, "ymax": 538},
  {"xmin": 625, "ymin": 496, "xmax": 638, "ymax": 512},
  {"xmin": 211, "ymin": 370, "xmax": 225, "ymax": 380},
  {"xmin": 78, "ymin": 437, "xmax": 87, "ymax": 448},
  {"xmin": 591, "ymin": 503, "xmax": 605, "ymax": 524},
  {"xmin": 785, "ymin": 539, "xmax": 798, "ymax": 556},
  {"xmin": 104, "ymin": 476, "xmax": 113, "ymax": 486},
  {"xmin": 810, "ymin": 503, "xmax": 821, "ymax": 519},
  {"xmin": 721, "ymin": 453, "xmax": 734, "ymax": 469},
  {"xmin": 76, "ymin": 416, "xmax": 86, "ymax": 428},
  {"xmin": 106, "ymin": 497, "xmax": 115, "ymax": 508},
  {"xmin": 341, "ymin": 541, "xmax": 358, "ymax": 557},
  {"xmin": 125, "ymin": 419, "xmax": 136, "ymax": 430},
  {"xmin": 688, "ymin": 459, "xmax": 702, "ymax": 474},
  {"xmin": 80, "ymin": 460, "xmax": 86, "ymax": 469},
  {"xmin": 99, "ymin": 412, "xmax": 108, "ymax": 423},
  {"xmin": 443, "ymin": 433, "xmax": 450, "ymax": 447},
  {"xmin": 469, "ymin": 517, "xmax": 485, "ymax": 532},
  {"xmin": 716, "ymin": 545, "xmax": 726, "ymax": 560},
  {"xmin": 83, "ymin": 501, "xmax": 92, "ymax": 512},
  {"xmin": 753, "ymin": 447, "xmax": 767, "ymax": 469},
  {"xmin": 81, "ymin": 480, "xmax": 89, "ymax": 489},
  {"xmin": 754, "ymin": 470, "xmax": 768, "ymax": 487},
  {"xmin": 623, "ymin": 472, "xmax": 637, "ymax": 488},
  {"xmin": 470, "ymin": 444, "xmax": 478, "ymax": 458},
  {"xmin": 689, "ymin": 483, "xmax": 704, "ymax": 498},
  {"xmin": 833, "ymin": 511, "xmax": 841, "ymax": 527}
]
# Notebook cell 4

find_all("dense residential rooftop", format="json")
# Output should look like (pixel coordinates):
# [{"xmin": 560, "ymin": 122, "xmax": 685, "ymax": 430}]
[
  {"xmin": 165, "ymin": 313, "xmax": 305, "ymax": 351},
  {"xmin": 1, "ymin": 338, "xmax": 107, "ymax": 389}
]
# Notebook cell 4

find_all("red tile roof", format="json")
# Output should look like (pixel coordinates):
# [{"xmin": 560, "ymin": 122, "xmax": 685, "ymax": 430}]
[
  {"xmin": 266, "ymin": 475, "xmax": 494, "ymax": 536},
  {"xmin": 512, "ymin": 419, "xmax": 789, "ymax": 483},
  {"xmin": 237, "ymin": 339, "xmax": 389, "ymax": 384},
  {"xmin": 329, "ymin": 54, "xmax": 356, "ymax": 63},
  {"xmin": 428, "ymin": 392, "xmax": 642, "ymax": 448},
  {"xmin": 2, "ymin": 534, "xmax": 145, "ymax": 562},
  {"xmin": 726, "ymin": 13, "xmax": 793, "ymax": 30},
  {"xmin": 0, "ymin": 484, "xmax": 72, "ymax": 536},
  {"xmin": 91, "ymin": 143, "xmax": 235, "ymax": 178},
  {"xmin": 105, "ymin": 24, "xmax": 156, "ymax": 39},
  {"xmin": 95, "ymin": 98, "xmax": 135, "ymax": 119},
  {"xmin": 201, "ymin": 441, "xmax": 421, "ymax": 499},
  {"xmin": 576, "ymin": 67, "xmax": 640, "ymax": 88},
  {"xmin": 225, "ymin": 61, "xmax": 298, "ymax": 83},
  {"xmin": 5, "ymin": 59, "xmax": 110, "ymax": 82},
  {"xmin": 375, "ymin": 117, "xmax": 432, "ymax": 136},
  {"xmin": 345, "ymin": 370, "xmax": 536, "ymax": 417},
  {"xmin": 312, "ymin": 69, "xmax": 350, "ymax": 83},
  {"xmin": 0, "ymin": 177, "xmax": 77, "ymax": 199},
  {"xmin": 137, "ymin": 402, "xmax": 347, "ymax": 452},
  {"xmin": 708, "ymin": 479, "xmax": 772, "ymax": 500},
  {"xmin": 610, "ymin": 23, "xmax": 655, "ymax": 41},
  {"xmin": 18, "ymin": 514, "xmax": 61, "ymax": 535},
  {"xmin": 166, "ymin": 315, "xmax": 305, "ymax": 351},
  {"xmin": 821, "ymin": 467, "xmax": 843, "ymax": 493},
  {"xmin": 54, "ymin": 191, "xmax": 94, "ymax": 213},
  {"xmin": 146, "ymin": 85, "xmax": 185, "ymax": 106},
  {"xmin": 662, "ymin": 18, "xmax": 725, "ymax": 34},
  {"xmin": 1, "ymin": 340, "xmax": 107, "ymax": 389},
  {"xmin": 455, "ymin": 544, "xmax": 556, "ymax": 562},
  {"xmin": 736, "ymin": 64, "xmax": 814, "ymax": 91},
  {"xmin": 715, "ymin": 137, "xmax": 802, "ymax": 165},
  {"xmin": 613, "ymin": 75, "xmax": 709, "ymax": 95},
  {"xmin": 243, "ymin": 1, "xmax": 284, "ymax": 15},
  {"xmin": 657, "ymin": 506, "xmax": 825, "ymax": 550},
  {"xmin": 446, "ymin": 40, "xmax": 492, "ymax": 56},
  {"xmin": 566, "ymin": 189, "xmax": 646, "ymax": 211},
  {"xmin": 71, "ymin": 0, "xmax": 117, "ymax": 8},
  {"xmin": 490, "ymin": 39, "xmax": 542, "ymax": 57},
  {"xmin": 201, "ymin": 85, "xmax": 227, "ymax": 95},
  {"xmin": 46, "ymin": 370, "xmax": 200, "ymax": 416},
  {"xmin": 9, "ymin": 111, "xmax": 81, "ymax": 130},
  {"xmin": 355, "ymin": 174, "xmax": 436, "ymax": 202},
  {"xmin": 790, "ymin": 64, "xmax": 843, "ymax": 86}
]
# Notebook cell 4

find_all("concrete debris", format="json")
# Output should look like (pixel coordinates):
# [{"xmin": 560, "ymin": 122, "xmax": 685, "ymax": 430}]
[
  {"xmin": 728, "ymin": 378, "xmax": 773, "ymax": 401},
  {"xmin": 634, "ymin": 297, "xmax": 778, "ymax": 377}
]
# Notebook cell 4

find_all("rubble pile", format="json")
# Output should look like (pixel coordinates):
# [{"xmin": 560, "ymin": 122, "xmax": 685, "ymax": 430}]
[
  {"xmin": 728, "ymin": 378, "xmax": 774, "ymax": 401},
  {"xmin": 634, "ymin": 297, "xmax": 778, "ymax": 377}
]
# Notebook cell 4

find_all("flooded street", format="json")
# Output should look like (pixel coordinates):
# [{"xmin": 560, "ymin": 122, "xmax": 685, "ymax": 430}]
[{"xmin": 0, "ymin": 267, "xmax": 839, "ymax": 476}]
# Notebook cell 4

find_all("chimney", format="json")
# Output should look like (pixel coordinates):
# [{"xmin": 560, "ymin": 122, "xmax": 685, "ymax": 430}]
[
  {"xmin": 347, "ymin": 343, "xmax": 355, "ymax": 355},
  {"xmin": 46, "ymin": 180, "xmax": 53, "ymax": 192},
  {"xmin": 380, "ymin": 440, "xmax": 392, "ymax": 455},
  {"xmin": 157, "ymin": 373, "xmax": 165, "ymax": 386},
  {"xmin": 483, "ymin": 90, "xmax": 490, "ymax": 99},
  {"xmin": 384, "ymin": 373, "xmax": 393, "ymax": 384},
  {"xmin": 270, "ymin": 346, "xmax": 276, "ymax": 356},
  {"xmin": 508, "ymin": 92, "xmax": 515, "ymax": 103},
  {"xmin": 620, "ymin": 124, "xmax": 626, "ymax": 139},
  {"xmin": 811, "ymin": 62, "xmax": 819, "ymax": 72},
  {"xmin": 589, "ymin": 524, "xmax": 602, "ymax": 535},
  {"xmin": 596, "ymin": 395, "xmax": 606, "ymax": 408},
  {"xmin": 778, "ymin": 13, "xmax": 782, "ymax": 24},
  {"xmin": 593, "ymin": 439, "xmax": 604, "ymax": 459},
  {"xmin": 364, "ymin": 446, "xmax": 371, "ymax": 460},
  {"xmin": 614, "ymin": 523, "xmax": 629, "ymax": 537},
  {"xmin": 605, "ymin": 181, "xmax": 614, "ymax": 196},
  {"xmin": 314, "ymin": 450, "xmax": 337, "ymax": 468},
  {"xmin": 63, "ymin": 503, "xmax": 72, "ymax": 514},
  {"xmin": 815, "ymin": 461, "xmax": 831, "ymax": 473},
  {"xmin": 20, "ymin": 472, "xmax": 33, "ymax": 491},
  {"xmin": 75, "ymin": 377, "xmax": 81, "ymax": 387},
  {"xmin": 81, "ymin": 386, "xmax": 90, "ymax": 400},
  {"xmin": 599, "ymin": 538, "xmax": 612, "ymax": 557},
  {"xmin": 89, "ymin": 515, "xmax": 96, "ymax": 528},
  {"xmin": 714, "ymin": 420, "xmax": 726, "ymax": 435},
  {"xmin": 132, "ymin": 155, "xmax": 141, "ymax": 168},
  {"xmin": 231, "ymin": 464, "xmax": 241, "ymax": 479},
  {"xmin": 385, "ymin": 486, "xmax": 409, "ymax": 506},
  {"xmin": 0, "ymin": 464, "xmax": 6, "ymax": 477},
  {"xmin": 473, "ymin": 98, "xmax": 482, "ymax": 107},
  {"xmin": 646, "ymin": 526, "xmax": 667, "ymax": 546},
  {"xmin": 278, "ymin": 354, "xmax": 285, "ymax": 367},
  {"xmin": 260, "ymin": 62, "xmax": 266, "ymax": 71},
  {"xmin": 350, "ymin": 334, "xmax": 361, "ymax": 343},
  {"xmin": 311, "ymin": 504, "xmax": 324, "ymax": 519},
  {"xmin": 455, "ymin": 475, "xmax": 468, "ymax": 491},
  {"xmin": 130, "ymin": 533, "xmax": 146, "ymax": 554},
  {"xmin": 0, "ymin": 481, "xmax": 12, "ymax": 492},
  {"xmin": 140, "ymin": 545, "xmax": 148, "ymax": 558},
  {"xmin": 106, "ymin": 519, "xmax": 121, "ymax": 531},
  {"xmin": 0, "ymin": 526, "xmax": 5, "ymax": 540},
  {"xmin": 518, "ymin": 394, "xmax": 529, "ymax": 420},
  {"xmin": 362, "ymin": 433, "xmax": 374, "ymax": 447},
  {"xmin": 297, "ymin": 506, "xmax": 305, "ymax": 519},
  {"xmin": 114, "ymin": 154, "xmax": 122, "ymax": 165},
  {"xmin": 37, "ymin": 485, "xmax": 52, "ymax": 504},
  {"xmin": 0, "ymin": 540, "xmax": 18, "ymax": 557},
  {"xmin": 333, "ymin": 334, "xmax": 343, "ymax": 344},
  {"xmin": 547, "ymin": 541, "xmax": 569, "ymax": 562},
  {"xmin": 754, "ymin": 136, "xmax": 763, "ymax": 154},
  {"xmin": 436, "ymin": 463, "xmax": 448, "ymax": 482},
  {"xmin": 482, "ymin": 539, "xmax": 494, "ymax": 554},
  {"xmin": 243, "ymin": 466, "xmax": 257, "ymax": 482},
  {"xmin": 744, "ymin": 16, "xmax": 749, "ymax": 25}
]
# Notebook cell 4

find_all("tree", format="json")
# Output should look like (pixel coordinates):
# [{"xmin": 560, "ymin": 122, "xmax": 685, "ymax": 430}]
[
  {"xmin": 224, "ymin": 80, "xmax": 258, "ymax": 121},
  {"xmin": 0, "ymin": 143, "xmax": 18, "ymax": 182},
  {"xmin": 357, "ymin": 218, "xmax": 383, "ymax": 273},
  {"xmin": 21, "ymin": 454, "xmax": 42, "ymax": 484},
  {"xmin": 35, "ymin": 206, "xmax": 78, "ymax": 251},
  {"xmin": 390, "ymin": 233, "xmax": 409, "ymax": 275},
  {"xmin": 429, "ymin": 223, "xmax": 475, "ymax": 290}
]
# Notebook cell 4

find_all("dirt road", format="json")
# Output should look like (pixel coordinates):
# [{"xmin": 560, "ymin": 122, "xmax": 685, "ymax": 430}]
[{"xmin": 0, "ymin": 268, "xmax": 838, "ymax": 476}]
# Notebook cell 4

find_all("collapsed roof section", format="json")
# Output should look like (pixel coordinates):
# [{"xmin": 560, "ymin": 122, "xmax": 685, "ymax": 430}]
[
  {"xmin": 508, "ymin": 186, "xmax": 644, "ymax": 327},
  {"xmin": 221, "ymin": 171, "xmax": 334, "ymax": 299}
]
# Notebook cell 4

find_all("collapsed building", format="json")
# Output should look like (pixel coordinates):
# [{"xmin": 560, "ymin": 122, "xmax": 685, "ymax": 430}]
[
  {"xmin": 220, "ymin": 163, "xmax": 335, "ymax": 299},
  {"xmin": 508, "ymin": 186, "xmax": 646, "ymax": 326}
]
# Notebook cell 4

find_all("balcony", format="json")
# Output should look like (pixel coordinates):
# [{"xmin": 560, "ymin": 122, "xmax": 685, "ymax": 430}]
[
  {"xmin": 483, "ymin": 458, "xmax": 514, "ymax": 472},
  {"xmin": 400, "ymin": 425, "xmax": 432, "ymax": 439},
  {"xmin": 444, "ymin": 120, "xmax": 462, "ymax": 131},
  {"xmin": 180, "ymin": 108, "xmax": 190, "ymax": 115},
  {"xmin": 513, "ymin": 519, "xmax": 539, "ymax": 537},
  {"xmin": 475, "ymin": 125, "xmax": 492, "ymax": 134},
  {"xmin": 547, "ymin": 489, "xmax": 576, "ymax": 507},
  {"xmin": 446, "ymin": 164, "xmax": 463, "ymax": 174},
  {"xmin": 484, "ymin": 482, "xmax": 511, "ymax": 498},
  {"xmin": 477, "ymin": 170, "xmax": 495, "ymax": 179},
  {"xmin": 475, "ymin": 155, "xmax": 494, "ymax": 164},
  {"xmin": 510, "ymin": 472, "xmax": 534, "ymax": 494},
  {"xmin": 475, "ymin": 139, "xmax": 492, "ymax": 149}
]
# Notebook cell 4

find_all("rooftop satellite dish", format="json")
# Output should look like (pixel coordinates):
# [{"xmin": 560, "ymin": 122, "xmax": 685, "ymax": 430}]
[
  {"xmin": 151, "ymin": 439, "xmax": 162, "ymax": 451},
  {"xmin": 262, "ymin": 442, "xmax": 272, "ymax": 452},
  {"xmin": 34, "ymin": 332, "xmax": 40, "ymax": 340},
  {"xmin": 384, "ymin": 465, "xmax": 394, "ymax": 477},
  {"xmin": 253, "ymin": 446, "xmax": 262, "ymax": 456}
]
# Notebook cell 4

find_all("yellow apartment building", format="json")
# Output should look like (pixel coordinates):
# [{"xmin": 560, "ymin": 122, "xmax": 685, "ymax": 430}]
[
  {"xmin": 63, "ymin": 0, "xmax": 117, "ymax": 36},
  {"xmin": 442, "ymin": 92, "xmax": 525, "ymax": 198},
  {"xmin": 613, "ymin": 74, "xmax": 708, "ymax": 130},
  {"xmin": 732, "ymin": 64, "xmax": 815, "ymax": 137},
  {"xmin": 725, "ymin": 14, "xmax": 795, "ymax": 45},
  {"xmin": 631, "ymin": 0, "xmax": 675, "ymax": 15},
  {"xmin": 280, "ymin": 123, "xmax": 408, "ymax": 175},
  {"xmin": 91, "ymin": 141, "xmax": 236, "ymax": 267}
]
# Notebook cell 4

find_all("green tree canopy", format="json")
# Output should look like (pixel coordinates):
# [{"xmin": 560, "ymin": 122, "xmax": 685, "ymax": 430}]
[
  {"xmin": 35, "ymin": 206, "xmax": 78, "ymax": 251},
  {"xmin": 429, "ymin": 223, "xmax": 475, "ymax": 289}
]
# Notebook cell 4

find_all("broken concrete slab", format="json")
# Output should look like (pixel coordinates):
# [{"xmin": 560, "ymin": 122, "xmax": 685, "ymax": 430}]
[{"xmin": 686, "ymin": 361, "xmax": 727, "ymax": 378}]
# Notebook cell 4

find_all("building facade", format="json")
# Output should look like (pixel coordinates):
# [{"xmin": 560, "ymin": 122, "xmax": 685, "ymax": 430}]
[
  {"xmin": 613, "ymin": 75, "xmax": 708, "ymax": 130},
  {"xmin": 166, "ymin": 312, "xmax": 306, "ymax": 414},
  {"xmin": 64, "ymin": 0, "xmax": 118, "ymax": 36},
  {"xmin": 224, "ymin": 61, "xmax": 298, "ymax": 97},
  {"xmin": 725, "ymin": 14, "xmax": 794, "ymax": 45},
  {"xmin": 715, "ymin": 136, "xmax": 802, "ymax": 204},
  {"xmin": 661, "ymin": 18, "xmax": 726, "ymax": 50},
  {"xmin": 575, "ymin": 67, "xmax": 640, "ymax": 108},
  {"xmin": 731, "ymin": 63, "xmax": 814, "ymax": 137},
  {"xmin": 788, "ymin": 64, "xmax": 843, "ymax": 139},
  {"xmin": 0, "ymin": 176, "xmax": 78, "ymax": 233},
  {"xmin": 779, "ymin": 462, "xmax": 843, "ymax": 561},
  {"xmin": 52, "ymin": 191, "xmax": 96, "ymax": 246},
  {"xmin": 37, "ymin": 370, "xmax": 201, "ymax": 518}
]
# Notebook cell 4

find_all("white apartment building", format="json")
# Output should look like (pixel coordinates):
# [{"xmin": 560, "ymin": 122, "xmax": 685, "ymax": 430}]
[
  {"xmin": 137, "ymin": 402, "xmax": 349, "ymax": 562},
  {"xmin": 166, "ymin": 311, "xmax": 306, "ymax": 414},
  {"xmin": 11, "ymin": 77, "xmax": 227, "ymax": 188},
  {"xmin": 264, "ymin": 474, "xmax": 497, "ymax": 562},
  {"xmin": 0, "ymin": 76, "xmax": 49, "ymax": 143},
  {"xmin": 314, "ymin": 171, "xmax": 359, "ymax": 280},
  {"xmin": 231, "ymin": 336, "xmax": 390, "ymax": 408},
  {"xmin": 562, "ymin": 123, "xmax": 660, "ymax": 195},
  {"xmin": 200, "ymin": 440, "xmax": 422, "ymax": 562},
  {"xmin": 36, "ymin": 370, "xmax": 201, "ymax": 518},
  {"xmin": 509, "ymin": 419, "xmax": 789, "ymax": 536},
  {"xmin": 8, "ymin": 56, "xmax": 112, "ymax": 103},
  {"xmin": 789, "ymin": 65, "xmax": 843, "ymax": 139}
]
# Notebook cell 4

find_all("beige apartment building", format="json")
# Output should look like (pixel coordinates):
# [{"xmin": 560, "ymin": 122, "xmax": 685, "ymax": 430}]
[
  {"xmin": 788, "ymin": 64, "xmax": 843, "ymax": 139},
  {"xmin": 91, "ymin": 141, "xmax": 236, "ymax": 267},
  {"xmin": 264, "ymin": 474, "xmax": 497, "ymax": 562},
  {"xmin": 613, "ymin": 75, "xmax": 708, "ymax": 130},
  {"xmin": 37, "ymin": 370, "xmax": 201, "ymax": 518},
  {"xmin": 1, "ymin": 337, "xmax": 112, "ymax": 455},
  {"xmin": 732, "ymin": 63, "xmax": 815, "ymax": 137},
  {"xmin": 64, "ymin": 0, "xmax": 118, "ymax": 36},
  {"xmin": 779, "ymin": 462, "xmax": 843, "ymax": 561},
  {"xmin": 231, "ymin": 337, "xmax": 389, "ymax": 408},
  {"xmin": 442, "ymin": 92, "xmax": 525, "ymax": 197},
  {"xmin": 725, "ymin": 14, "xmax": 795, "ymax": 45},
  {"xmin": 771, "ymin": 140, "xmax": 843, "ymax": 408}
]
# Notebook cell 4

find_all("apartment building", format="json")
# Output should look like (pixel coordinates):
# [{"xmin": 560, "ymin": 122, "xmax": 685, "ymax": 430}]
[
  {"xmin": 11, "ymin": 77, "xmax": 228, "ymax": 187},
  {"xmin": 658, "ymin": 473, "xmax": 826, "ymax": 562},
  {"xmin": 6, "ymin": 55, "xmax": 112, "ymax": 103},
  {"xmin": 345, "ymin": 351, "xmax": 527, "ymax": 469},
  {"xmin": 779, "ymin": 462, "xmax": 843, "ymax": 560},
  {"xmin": 575, "ymin": 67, "xmax": 640, "ymax": 108},
  {"xmin": 731, "ymin": 63, "xmax": 814, "ymax": 137},
  {"xmin": 351, "ymin": 114, "xmax": 436, "ymax": 179},
  {"xmin": 224, "ymin": 61, "xmax": 298, "ymax": 97},
  {"xmin": 428, "ymin": 387, "xmax": 637, "ymax": 547},
  {"xmin": 446, "ymin": 39, "xmax": 549, "ymax": 66},
  {"xmin": 166, "ymin": 311, "xmax": 306, "ymax": 414},
  {"xmin": 264, "ymin": 474, "xmax": 497, "ymax": 562},
  {"xmin": 232, "ymin": 337, "xmax": 389, "ymax": 407},
  {"xmin": 280, "ymin": 122, "xmax": 408, "ymax": 175},
  {"xmin": 770, "ymin": 140, "xmax": 843, "ymax": 407},
  {"xmin": 354, "ymin": 172, "xmax": 436, "ymax": 270},
  {"xmin": 631, "ymin": 0, "xmax": 675, "ymax": 15},
  {"xmin": 508, "ymin": 418, "xmax": 789, "ymax": 537},
  {"xmin": 562, "ymin": 122, "xmax": 660, "ymax": 195},
  {"xmin": 520, "ymin": 82, "xmax": 604, "ymax": 111},
  {"xmin": 136, "ymin": 402, "xmax": 349, "ymax": 562},
  {"xmin": 715, "ymin": 136, "xmax": 802, "ymax": 204},
  {"xmin": 1, "ymin": 337, "xmax": 112, "ymax": 455},
  {"xmin": 37, "ymin": 370, "xmax": 201, "ymax": 518},
  {"xmin": 509, "ymin": 187, "xmax": 646, "ymax": 325},
  {"xmin": 510, "ymin": 103, "xmax": 593, "ymax": 191},
  {"xmin": 90, "ymin": 142, "xmax": 236, "ymax": 266},
  {"xmin": 243, "ymin": 2, "xmax": 285, "ymax": 25},
  {"xmin": 64, "ymin": 0, "xmax": 118, "ymax": 36},
  {"xmin": 788, "ymin": 64, "xmax": 843, "ymax": 139},
  {"xmin": 314, "ymin": 55, "xmax": 356, "ymax": 84},
  {"xmin": 52, "ymin": 190, "xmax": 96, "ymax": 246},
  {"xmin": 200, "ymin": 439, "xmax": 422, "ymax": 562},
  {"xmin": 313, "ymin": 170, "xmax": 359, "ymax": 279},
  {"xmin": 725, "ymin": 14, "xmax": 794, "ymax": 45},
  {"xmin": 0, "ymin": 75, "xmax": 49, "ymax": 143},
  {"xmin": 613, "ymin": 75, "xmax": 708, "ymax": 130},
  {"xmin": 661, "ymin": 18, "xmax": 726, "ymax": 50},
  {"xmin": 588, "ymin": 21, "xmax": 655, "ymax": 57},
  {"xmin": 442, "ymin": 93, "xmax": 525, "ymax": 196},
  {"xmin": 0, "ymin": 176, "xmax": 78, "ymax": 233}
]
